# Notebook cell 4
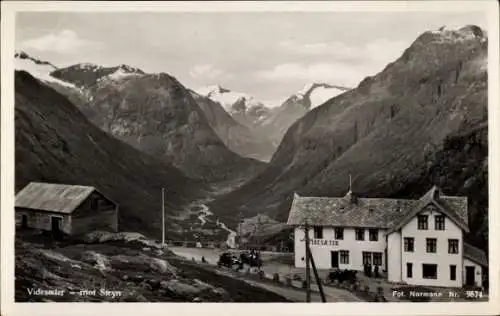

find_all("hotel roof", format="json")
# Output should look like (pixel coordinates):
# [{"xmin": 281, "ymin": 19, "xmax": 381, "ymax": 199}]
[{"xmin": 287, "ymin": 186, "xmax": 468, "ymax": 233}]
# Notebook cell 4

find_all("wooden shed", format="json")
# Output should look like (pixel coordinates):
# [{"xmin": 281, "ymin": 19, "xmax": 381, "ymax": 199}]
[{"xmin": 15, "ymin": 182, "xmax": 118, "ymax": 236}]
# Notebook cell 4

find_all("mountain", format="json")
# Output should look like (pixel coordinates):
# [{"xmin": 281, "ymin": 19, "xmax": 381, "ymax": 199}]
[
  {"xmin": 52, "ymin": 66, "xmax": 265, "ymax": 184},
  {"xmin": 15, "ymin": 70, "xmax": 207, "ymax": 238},
  {"xmin": 196, "ymin": 85, "xmax": 272, "ymax": 128},
  {"xmin": 189, "ymin": 90, "xmax": 276, "ymax": 161},
  {"xmin": 259, "ymin": 83, "xmax": 351, "ymax": 146},
  {"xmin": 208, "ymin": 25, "xmax": 488, "ymax": 250},
  {"xmin": 197, "ymin": 83, "xmax": 351, "ymax": 151},
  {"xmin": 16, "ymin": 52, "xmax": 266, "ymax": 184}
]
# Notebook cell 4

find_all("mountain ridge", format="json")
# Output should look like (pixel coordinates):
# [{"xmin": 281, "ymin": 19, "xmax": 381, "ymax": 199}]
[{"xmin": 15, "ymin": 52, "xmax": 267, "ymax": 184}]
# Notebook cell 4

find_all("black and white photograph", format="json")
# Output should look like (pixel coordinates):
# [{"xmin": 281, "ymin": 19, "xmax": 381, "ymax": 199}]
[{"xmin": 1, "ymin": 1, "xmax": 499, "ymax": 315}]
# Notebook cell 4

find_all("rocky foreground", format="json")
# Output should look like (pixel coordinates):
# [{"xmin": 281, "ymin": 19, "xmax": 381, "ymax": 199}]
[{"xmin": 15, "ymin": 230, "xmax": 289, "ymax": 302}]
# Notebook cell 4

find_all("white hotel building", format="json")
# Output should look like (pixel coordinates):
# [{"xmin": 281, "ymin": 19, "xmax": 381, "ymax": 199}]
[{"xmin": 287, "ymin": 186, "xmax": 488, "ymax": 288}]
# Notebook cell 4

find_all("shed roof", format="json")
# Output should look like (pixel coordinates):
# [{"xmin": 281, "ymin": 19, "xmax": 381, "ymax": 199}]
[
  {"xmin": 464, "ymin": 242, "xmax": 488, "ymax": 267},
  {"xmin": 15, "ymin": 182, "xmax": 97, "ymax": 214},
  {"xmin": 287, "ymin": 186, "xmax": 468, "ymax": 232}
]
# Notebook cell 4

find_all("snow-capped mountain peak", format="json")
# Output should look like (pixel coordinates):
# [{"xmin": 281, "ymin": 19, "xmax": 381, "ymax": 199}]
[{"xmin": 195, "ymin": 85, "xmax": 263, "ymax": 112}]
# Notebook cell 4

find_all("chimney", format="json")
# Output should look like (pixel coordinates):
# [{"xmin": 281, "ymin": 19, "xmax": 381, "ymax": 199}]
[
  {"xmin": 432, "ymin": 186, "xmax": 440, "ymax": 200},
  {"xmin": 345, "ymin": 174, "xmax": 357, "ymax": 204}
]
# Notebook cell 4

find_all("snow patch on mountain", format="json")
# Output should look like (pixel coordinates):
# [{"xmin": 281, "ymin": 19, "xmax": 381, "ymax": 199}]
[
  {"xmin": 101, "ymin": 67, "xmax": 142, "ymax": 82},
  {"xmin": 15, "ymin": 52, "xmax": 78, "ymax": 90},
  {"xmin": 308, "ymin": 86, "xmax": 347, "ymax": 109},
  {"xmin": 294, "ymin": 82, "xmax": 350, "ymax": 109}
]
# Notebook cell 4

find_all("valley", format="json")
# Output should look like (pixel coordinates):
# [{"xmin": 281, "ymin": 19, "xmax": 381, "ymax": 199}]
[{"xmin": 10, "ymin": 12, "xmax": 491, "ymax": 304}]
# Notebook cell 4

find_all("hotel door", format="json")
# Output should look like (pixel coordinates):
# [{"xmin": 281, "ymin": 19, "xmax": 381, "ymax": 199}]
[
  {"xmin": 21, "ymin": 214, "xmax": 28, "ymax": 228},
  {"xmin": 51, "ymin": 217, "xmax": 62, "ymax": 234},
  {"xmin": 465, "ymin": 266, "xmax": 475, "ymax": 286},
  {"xmin": 331, "ymin": 251, "xmax": 339, "ymax": 268}
]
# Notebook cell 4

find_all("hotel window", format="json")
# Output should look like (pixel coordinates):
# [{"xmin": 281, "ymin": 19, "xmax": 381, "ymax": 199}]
[
  {"xmin": 417, "ymin": 215, "xmax": 428, "ymax": 230},
  {"xmin": 313, "ymin": 226, "xmax": 323, "ymax": 239},
  {"xmin": 422, "ymin": 264, "xmax": 438, "ymax": 279},
  {"xmin": 334, "ymin": 227, "xmax": 344, "ymax": 240},
  {"xmin": 448, "ymin": 239, "xmax": 459, "ymax": 254},
  {"xmin": 362, "ymin": 251, "xmax": 372, "ymax": 265},
  {"xmin": 435, "ymin": 215, "xmax": 445, "ymax": 230},
  {"xmin": 426, "ymin": 238, "xmax": 437, "ymax": 253},
  {"xmin": 369, "ymin": 229, "xmax": 378, "ymax": 241},
  {"xmin": 355, "ymin": 229, "xmax": 365, "ymax": 241},
  {"xmin": 450, "ymin": 265, "xmax": 457, "ymax": 281},
  {"xmin": 404, "ymin": 237, "xmax": 414, "ymax": 252},
  {"xmin": 406, "ymin": 263, "xmax": 413, "ymax": 278},
  {"xmin": 340, "ymin": 250, "xmax": 349, "ymax": 264},
  {"xmin": 372, "ymin": 252, "xmax": 382, "ymax": 266}
]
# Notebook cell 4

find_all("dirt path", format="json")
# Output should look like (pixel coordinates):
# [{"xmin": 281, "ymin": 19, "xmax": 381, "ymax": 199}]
[{"xmin": 170, "ymin": 247, "xmax": 362, "ymax": 302}]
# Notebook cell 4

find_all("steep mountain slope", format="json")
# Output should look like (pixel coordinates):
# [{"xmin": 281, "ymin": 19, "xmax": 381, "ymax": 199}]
[
  {"xmin": 190, "ymin": 90, "xmax": 276, "ymax": 161},
  {"xmin": 393, "ymin": 123, "xmax": 488, "ymax": 251},
  {"xmin": 15, "ymin": 70, "xmax": 207, "ymax": 238},
  {"xmin": 260, "ymin": 83, "xmax": 351, "ymax": 146},
  {"xmin": 209, "ymin": 24, "xmax": 488, "ymax": 246},
  {"xmin": 69, "ymin": 71, "xmax": 264, "ymax": 183}
]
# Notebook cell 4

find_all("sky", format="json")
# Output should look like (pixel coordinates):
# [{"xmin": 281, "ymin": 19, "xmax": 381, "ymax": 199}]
[{"xmin": 15, "ymin": 11, "xmax": 488, "ymax": 107}]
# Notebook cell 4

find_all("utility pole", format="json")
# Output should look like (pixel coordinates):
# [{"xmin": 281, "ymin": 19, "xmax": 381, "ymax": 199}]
[
  {"xmin": 238, "ymin": 211, "xmax": 243, "ymax": 249},
  {"xmin": 307, "ymin": 244, "xmax": 326, "ymax": 302},
  {"xmin": 304, "ymin": 221, "xmax": 311, "ymax": 302},
  {"xmin": 161, "ymin": 188, "xmax": 165, "ymax": 245},
  {"xmin": 256, "ymin": 215, "xmax": 262, "ymax": 251}
]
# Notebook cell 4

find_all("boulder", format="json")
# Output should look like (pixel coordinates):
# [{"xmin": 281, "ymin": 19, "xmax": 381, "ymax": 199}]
[
  {"xmin": 80, "ymin": 251, "xmax": 111, "ymax": 271},
  {"xmin": 70, "ymin": 263, "xmax": 82, "ymax": 270},
  {"xmin": 192, "ymin": 279, "xmax": 214, "ymax": 292},
  {"xmin": 109, "ymin": 254, "xmax": 176, "ymax": 276},
  {"xmin": 160, "ymin": 279, "xmax": 202, "ymax": 298}
]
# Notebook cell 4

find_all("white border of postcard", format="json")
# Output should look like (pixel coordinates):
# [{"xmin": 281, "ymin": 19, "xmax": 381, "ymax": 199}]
[{"xmin": 2, "ymin": 1, "xmax": 499, "ymax": 316}]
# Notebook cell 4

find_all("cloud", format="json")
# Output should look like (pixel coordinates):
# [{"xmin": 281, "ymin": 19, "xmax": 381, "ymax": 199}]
[
  {"xmin": 19, "ymin": 30, "xmax": 102, "ymax": 54},
  {"xmin": 189, "ymin": 64, "xmax": 232, "ymax": 80},
  {"xmin": 260, "ymin": 39, "xmax": 411, "ymax": 86},
  {"xmin": 256, "ymin": 62, "xmax": 374, "ymax": 87},
  {"xmin": 279, "ymin": 39, "xmax": 410, "ymax": 64}
]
